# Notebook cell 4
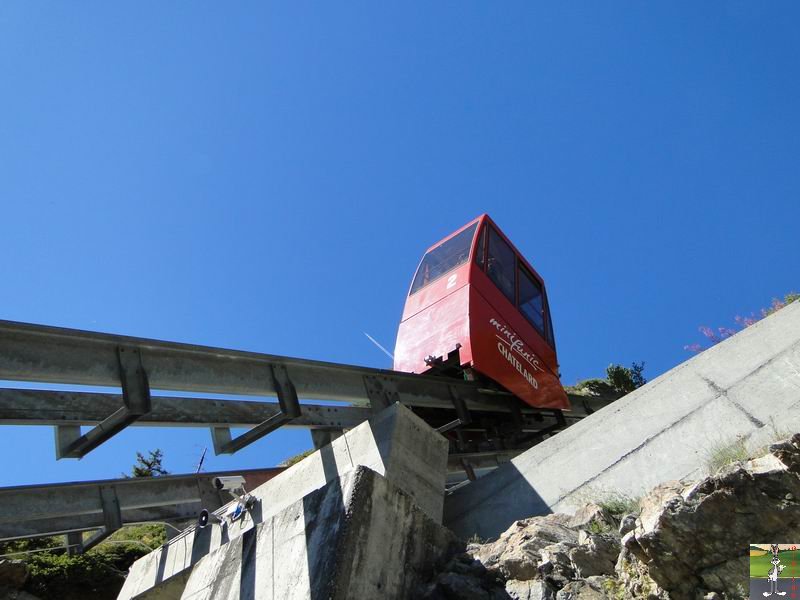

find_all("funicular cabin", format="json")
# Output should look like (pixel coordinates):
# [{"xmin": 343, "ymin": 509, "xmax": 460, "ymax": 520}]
[{"xmin": 394, "ymin": 214, "xmax": 569, "ymax": 411}]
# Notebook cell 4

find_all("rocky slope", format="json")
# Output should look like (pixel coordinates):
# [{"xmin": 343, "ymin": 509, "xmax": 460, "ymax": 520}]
[{"xmin": 419, "ymin": 433, "xmax": 800, "ymax": 599}]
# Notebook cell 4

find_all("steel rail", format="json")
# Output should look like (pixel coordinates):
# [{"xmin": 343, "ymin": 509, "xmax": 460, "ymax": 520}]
[
  {"xmin": 0, "ymin": 319, "xmax": 516, "ymax": 410},
  {"xmin": 0, "ymin": 388, "xmax": 372, "ymax": 429},
  {"xmin": 0, "ymin": 319, "xmax": 611, "ymax": 458},
  {"xmin": 0, "ymin": 468, "xmax": 283, "ymax": 549}
]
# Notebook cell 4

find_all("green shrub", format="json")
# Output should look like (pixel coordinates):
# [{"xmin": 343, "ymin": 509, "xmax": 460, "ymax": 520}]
[
  {"xmin": 0, "ymin": 526, "xmax": 164, "ymax": 600},
  {"xmin": 587, "ymin": 519, "xmax": 613, "ymax": 534}
]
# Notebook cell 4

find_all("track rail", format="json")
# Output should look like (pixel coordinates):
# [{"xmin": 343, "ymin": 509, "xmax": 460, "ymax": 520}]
[
  {"xmin": 0, "ymin": 319, "xmax": 611, "ymax": 459},
  {"xmin": 0, "ymin": 468, "xmax": 283, "ymax": 550}
]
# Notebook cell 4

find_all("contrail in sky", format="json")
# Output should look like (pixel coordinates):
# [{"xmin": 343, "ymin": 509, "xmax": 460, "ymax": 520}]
[{"xmin": 363, "ymin": 332, "xmax": 394, "ymax": 361}]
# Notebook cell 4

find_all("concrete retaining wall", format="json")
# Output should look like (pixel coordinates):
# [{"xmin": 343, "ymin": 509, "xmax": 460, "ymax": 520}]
[
  {"xmin": 118, "ymin": 403, "xmax": 448, "ymax": 600},
  {"xmin": 445, "ymin": 301, "xmax": 800, "ymax": 540},
  {"xmin": 174, "ymin": 467, "xmax": 459, "ymax": 600}
]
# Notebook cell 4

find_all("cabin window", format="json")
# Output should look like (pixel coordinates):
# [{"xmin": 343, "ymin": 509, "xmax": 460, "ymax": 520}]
[
  {"xmin": 410, "ymin": 223, "xmax": 478, "ymax": 295},
  {"xmin": 474, "ymin": 225, "xmax": 487, "ymax": 269},
  {"xmin": 519, "ymin": 266, "xmax": 545, "ymax": 335},
  {"xmin": 545, "ymin": 299, "xmax": 555, "ymax": 347},
  {"xmin": 486, "ymin": 227, "xmax": 516, "ymax": 304}
]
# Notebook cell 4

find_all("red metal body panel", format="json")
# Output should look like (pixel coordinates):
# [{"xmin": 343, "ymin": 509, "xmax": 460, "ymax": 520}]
[{"xmin": 394, "ymin": 215, "xmax": 569, "ymax": 411}]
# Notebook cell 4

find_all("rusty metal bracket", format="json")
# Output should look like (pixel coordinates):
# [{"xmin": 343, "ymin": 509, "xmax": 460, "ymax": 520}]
[
  {"xmin": 56, "ymin": 346, "xmax": 152, "ymax": 459},
  {"xmin": 436, "ymin": 386, "xmax": 472, "ymax": 434},
  {"xmin": 212, "ymin": 364, "xmax": 301, "ymax": 454}
]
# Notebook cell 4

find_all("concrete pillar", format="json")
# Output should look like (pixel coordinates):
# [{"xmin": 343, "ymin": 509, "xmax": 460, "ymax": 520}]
[{"xmin": 118, "ymin": 403, "xmax": 448, "ymax": 600}]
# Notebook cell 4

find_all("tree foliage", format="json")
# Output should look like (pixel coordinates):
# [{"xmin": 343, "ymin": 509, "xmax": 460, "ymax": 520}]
[
  {"xmin": 130, "ymin": 449, "xmax": 168, "ymax": 477},
  {"xmin": 606, "ymin": 361, "xmax": 647, "ymax": 394}
]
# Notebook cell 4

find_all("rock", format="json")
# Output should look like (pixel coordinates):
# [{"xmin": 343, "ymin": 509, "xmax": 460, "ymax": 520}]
[
  {"xmin": 614, "ymin": 551, "xmax": 668, "ymax": 599},
  {"xmin": 554, "ymin": 576, "xmax": 610, "ymax": 599},
  {"xmin": 769, "ymin": 433, "xmax": 800, "ymax": 473},
  {"xmin": 569, "ymin": 533, "xmax": 619, "ymax": 578},
  {"xmin": 618, "ymin": 514, "xmax": 636, "ymax": 536},
  {"xmin": 626, "ymin": 434, "xmax": 800, "ymax": 599},
  {"xmin": 505, "ymin": 579, "xmax": 556, "ymax": 600},
  {"xmin": 0, "ymin": 561, "xmax": 27, "ymax": 589},
  {"xmin": 447, "ymin": 553, "xmax": 489, "ymax": 578},
  {"xmin": 436, "ymin": 572, "xmax": 492, "ymax": 600},
  {"xmin": 472, "ymin": 515, "xmax": 579, "ymax": 581},
  {"xmin": 539, "ymin": 542, "xmax": 576, "ymax": 588},
  {"xmin": 567, "ymin": 504, "xmax": 616, "ymax": 532},
  {"xmin": 418, "ymin": 551, "xmax": 510, "ymax": 599}
]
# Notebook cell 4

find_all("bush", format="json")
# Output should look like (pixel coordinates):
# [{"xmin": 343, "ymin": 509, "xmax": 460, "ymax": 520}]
[
  {"xmin": 567, "ymin": 362, "xmax": 647, "ymax": 398},
  {"xmin": 605, "ymin": 362, "xmax": 646, "ymax": 395},
  {"xmin": 0, "ymin": 526, "xmax": 165, "ymax": 600}
]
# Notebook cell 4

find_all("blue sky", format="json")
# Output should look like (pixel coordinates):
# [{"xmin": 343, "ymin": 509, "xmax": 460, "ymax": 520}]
[{"xmin": 1, "ymin": 3, "xmax": 798, "ymax": 486}]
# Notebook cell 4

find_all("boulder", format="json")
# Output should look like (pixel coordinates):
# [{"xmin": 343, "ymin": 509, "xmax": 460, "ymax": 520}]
[
  {"xmin": 436, "ymin": 572, "xmax": 493, "ymax": 600},
  {"xmin": 566, "ymin": 504, "xmax": 616, "ymax": 532},
  {"xmin": 617, "ymin": 514, "xmax": 636, "ymax": 537},
  {"xmin": 539, "ymin": 542, "xmax": 576, "ymax": 588},
  {"xmin": 568, "ymin": 532, "xmax": 618, "ymax": 578},
  {"xmin": 418, "ymin": 551, "xmax": 509, "ymax": 599},
  {"xmin": 554, "ymin": 576, "xmax": 610, "ymax": 599},
  {"xmin": 625, "ymin": 433, "xmax": 800, "ymax": 599},
  {"xmin": 472, "ymin": 515, "xmax": 578, "ymax": 581},
  {"xmin": 505, "ymin": 579, "xmax": 556, "ymax": 600}
]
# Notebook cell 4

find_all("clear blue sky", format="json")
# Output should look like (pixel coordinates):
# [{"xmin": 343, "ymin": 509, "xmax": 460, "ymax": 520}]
[{"xmin": 1, "ymin": 3, "xmax": 798, "ymax": 486}]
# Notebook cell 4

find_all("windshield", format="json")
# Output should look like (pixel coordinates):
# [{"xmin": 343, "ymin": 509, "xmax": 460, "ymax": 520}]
[{"xmin": 410, "ymin": 223, "xmax": 478, "ymax": 295}]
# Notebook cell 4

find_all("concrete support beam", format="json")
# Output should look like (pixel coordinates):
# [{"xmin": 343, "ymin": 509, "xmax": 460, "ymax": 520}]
[
  {"xmin": 444, "ymin": 301, "xmax": 800, "ymax": 540},
  {"xmin": 118, "ymin": 403, "xmax": 448, "ymax": 599}
]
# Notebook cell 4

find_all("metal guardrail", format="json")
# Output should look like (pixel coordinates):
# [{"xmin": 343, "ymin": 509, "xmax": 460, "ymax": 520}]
[
  {"xmin": 0, "ymin": 468, "xmax": 283, "ymax": 552},
  {"xmin": 0, "ymin": 319, "xmax": 540, "ymax": 459}
]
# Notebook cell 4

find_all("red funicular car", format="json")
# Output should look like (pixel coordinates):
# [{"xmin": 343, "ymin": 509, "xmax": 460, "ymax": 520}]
[{"xmin": 394, "ymin": 214, "xmax": 569, "ymax": 412}]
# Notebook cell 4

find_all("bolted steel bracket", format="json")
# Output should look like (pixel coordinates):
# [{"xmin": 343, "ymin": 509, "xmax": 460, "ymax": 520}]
[
  {"xmin": 212, "ymin": 364, "xmax": 302, "ymax": 454},
  {"xmin": 310, "ymin": 428, "xmax": 343, "ymax": 450},
  {"xmin": 71, "ymin": 485, "xmax": 123, "ymax": 554},
  {"xmin": 56, "ymin": 346, "xmax": 152, "ymax": 459},
  {"xmin": 363, "ymin": 375, "xmax": 399, "ymax": 413}
]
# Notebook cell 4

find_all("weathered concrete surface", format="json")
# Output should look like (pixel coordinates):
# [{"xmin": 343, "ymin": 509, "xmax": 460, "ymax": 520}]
[
  {"xmin": 445, "ymin": 301, "xmax": 800, "ymax": 540},
  {"xmin": 119, "ymin": 403, "xmax": 448, "ymax": 599},
  {"xmin": 175, "ymin": 467, "xmax": 460, "ymax": 600}
]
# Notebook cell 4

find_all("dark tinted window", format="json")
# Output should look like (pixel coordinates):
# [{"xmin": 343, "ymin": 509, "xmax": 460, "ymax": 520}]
[
  {"xmin": 474, "ymin": 225, "xmax": 486, "ymax": 269},
  {"xmin": 410, "ymin": 223, "xmax": 478, "ymax": 295},
  {"xmin": 545, "ymin": 298, "xmax": 555, "ymax": 347},
  {"xmin": 519, "ymin": 266, "xmax": 545, "ymax": 335},
  {"xmin": 487, "ymin": 228, "xmax": 516, "ymax": 304}
]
